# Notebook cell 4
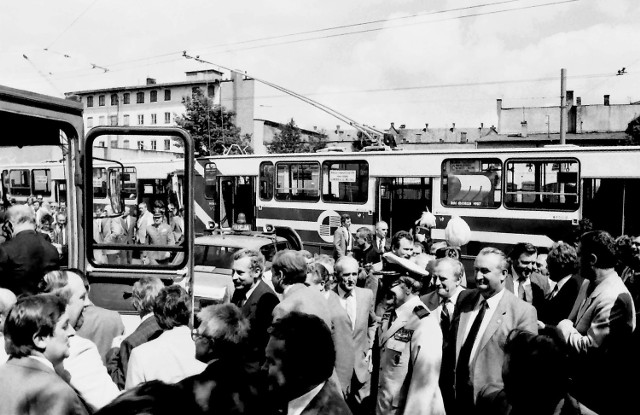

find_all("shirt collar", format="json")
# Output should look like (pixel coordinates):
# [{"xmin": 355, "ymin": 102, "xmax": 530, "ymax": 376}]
[
  {"xmin": 483, "ymin": 287, "xmax": 505, "ymax": 309},
  {"xmin": 445, "ymin": 286, "xmax": 464, "ymax": 305},
  {"xmin": 245, "ymin": 281, "xmax": 260, "ymax": 301},
  {"xmin": 394, "ymin": 295, "xmax": 422, "ymax": 321},
  {"xmin": 337, "ymin": 285, "xmax": 355, "ymax": 299},
  {"xmin": 555, "ymin": 275, "xmax": 572, "ymax": 292},
  {"xmin": 288, "ymin": 381, "xmax": 325, "ymax": 415},
  {"xmin": 28, "ymin": 355, "xmax": 54, "ymax": 372}
]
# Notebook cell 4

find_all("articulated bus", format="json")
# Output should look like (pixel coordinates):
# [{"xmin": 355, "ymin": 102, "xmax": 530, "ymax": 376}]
[
  {"xmin": 0, "ymin": 85, "xmax": 194, "ymax": 329},
  {"xmin": 195, "ymin": 146, "xmax": 640, "ymax": 264}
]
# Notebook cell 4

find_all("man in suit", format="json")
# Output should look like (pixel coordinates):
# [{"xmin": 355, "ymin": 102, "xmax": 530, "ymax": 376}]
[
  {"xmin": 0, "ymin": 204, "xmax": 60, "ymax": 296},
  {"xmin": 420, "ymin": 257, "xmax": 466, "ymax": 414},
  {"xmin": 106, "ymin": 276, "xmax": 164, "ymax": 390},
  {"xmin": 451, "ymin": 247, "xmax": 537, "ymax": 414},
  {"xmin": 272, "ymin": 249, "xmax": 355, "ymax": 396},
  {"xmin": 0, "ymin": 294, "xmax": 89, "ymax": 415},
  {"xmin": 143, "ymin": 212, "xmax": 175, "ymax": 264},
  {"xmin": 375, "ymin": 275, "xmax": 445, "ymax": 415},
  {"xmin": 374, "ymin": 221, "xmax": 389, "ymax": 256},
  {"xmin": 334, "ymin": 256, "xmax": 377, "ymax": 413},
  {"xmin": 136, "ymin": 202, "xmax": 153, "ymax": 244},
  {"xmin": 120, "ymin": 206, "xmax": 136, "ymax": 264},
  {"xmin": 230, "ymin": 248, "xmax": 279, "ymax": 372},
  {"xmin": 41, "ymin": 269, "xmax": 122, "ymax": 410},
  {"xmin": 178, "ymin": 303, "xmax": 262, "ymax": 415},
  {"xmin": 557, "ymin": 230, "xmax": 636, "ymax": 415},
  {"xmin": 538, "ymin": 242, "xmax": 583, "ymax": 327},
  {"xmin": 505, "ymin": 242, "xmax": 551, "ymax": 312},
  {"xmin": 265, "ymin": 311, "xmax": 352, "ymax": 415},
  {"xmin": 334, "ymin": 213, "xmax": 353, "ymax": 260},
  {"xmin": 126, "ymin": 285, "xmax": 206, "ymax": 389}
]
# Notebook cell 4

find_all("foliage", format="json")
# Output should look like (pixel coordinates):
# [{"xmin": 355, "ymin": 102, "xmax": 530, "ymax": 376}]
[
  {"xmin": 626, "ymin": 115, "xmax": 640, "ymax": 145},
  {"xmin": 174, "ymin": 88, "xmax": 252, "ymax": 155},
  {"xmin": 267, "ymin": 119, "xmax": 327, "ymax": 153}
]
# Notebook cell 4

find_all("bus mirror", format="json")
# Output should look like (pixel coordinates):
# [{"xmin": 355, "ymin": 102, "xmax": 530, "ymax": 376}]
[{"xmin": 108, "ymin": 169, "xmax": 124, "ymax": 214}]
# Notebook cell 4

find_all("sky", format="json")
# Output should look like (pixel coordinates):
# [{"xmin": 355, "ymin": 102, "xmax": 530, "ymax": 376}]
[{"xmin": 2, "ymin": 0, "xmax": 639, "ymax": 132}]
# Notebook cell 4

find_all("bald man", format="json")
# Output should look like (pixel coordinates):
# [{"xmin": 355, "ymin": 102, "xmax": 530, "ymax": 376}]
[{"xmin": 0, "ymin": 288, "xmax": 17, "ymax": 363}]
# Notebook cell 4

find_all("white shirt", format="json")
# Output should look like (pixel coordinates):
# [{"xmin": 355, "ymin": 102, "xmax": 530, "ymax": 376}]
[
  {"xmin": 337, "ymin": 286, "xmax": 357, "ymax": 330},
  {"xmin": 551, "ymin": 275, "xmax": 572, "ymax": 298},
  {"xmin": 237, "ymin": 282, "xmax": 260, "ymax": 307},
  {"xmin": 463, "ymin": 289, "xmax": 506, "ymax": 363},
  {"xmin": 435, "ymin": 286, "xmax": 464, "ymax": 323},
  {"xmin": 288, "ymin": 381, "xmax": 325, "ymax": 415},
  {"xmin": 513, "ymin": 272, "xmax": 531, "ymax": 300}
]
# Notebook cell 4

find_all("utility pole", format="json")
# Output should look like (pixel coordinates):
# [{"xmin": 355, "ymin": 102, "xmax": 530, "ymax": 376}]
[{"xmin": 560, "ymin": 68, "xmax": 567, "ymax": 145}]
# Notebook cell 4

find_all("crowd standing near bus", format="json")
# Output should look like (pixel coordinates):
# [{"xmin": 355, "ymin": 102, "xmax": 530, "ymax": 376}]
[{"xmin": 0, "ymin": 194, "xmax": 639, "ymax": 415}]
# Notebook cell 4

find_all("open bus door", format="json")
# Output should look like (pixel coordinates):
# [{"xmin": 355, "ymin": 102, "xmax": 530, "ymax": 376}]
[
  {"xmin": 219, "ymin": 175, "xmax": 256, "ymax": 229},
  {"xmin": 378, "ymin": 177, "xmax": 433, "ymax": 238},
  {"xmin": 84, "ymin": 126, "xmax": 194, "ymax": 330}
]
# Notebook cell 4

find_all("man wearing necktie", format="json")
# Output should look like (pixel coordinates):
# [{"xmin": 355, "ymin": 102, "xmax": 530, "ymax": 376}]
[
  {"xmin": 374, "ymin": 276, "xmax": 445, "ymax": 415},
  {"xmin": 556, "ymin": 231, "xmax": 636, "ymax": 415},
  {"xmin": 334, "ymin": 256, "xmax": 377, "ymax": 414},
  {"xmin": 374, "ymin": 221, "xmax": 389, "ymax": 260},
  {"xmin": 504, "ymin": 242, "xmax": 551, "ymax": 313},
  {"xmin": 450, "ymin": 247, "xmax": 537, "ymax": 414},
  {"xmin": 334, "ymin": 214, "xmax": 354, "ymax": 260}
]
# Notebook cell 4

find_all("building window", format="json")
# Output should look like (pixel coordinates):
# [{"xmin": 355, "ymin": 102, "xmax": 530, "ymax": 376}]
[
  {"xmin": 87, "ymin": 117, "xmax": 94, "ymax": 128},
  {"xmin": 137, "ymin": 140, "xmax": 144, "ymax": 150},
  {"xmin": 151, "ymin": 140, "xmax": 157, "ymax": 150},
  {"xmin": 123, "ymin": 139, "xmax": 130, "ymax": 149},
  {"xmin": 98, "ymin": 95, "xmax": 105, "ymax": 106},
  {"xmin": 109, "ymin": 115, "xmax": 118, "ymax": 126},
  {"xmin": 87, "ymin": 96, "xmax": 94, "ymax": 107},
  {"xmin": 110, "ymin": 139, "xmax": 118, "ymax": 149},
  {"xmin": 136, "ymin": 92, "xmax": 144, "ymax": 104},
  {"xmin": 98, "ymin": 141, "xmax": 105, "ymax": 148},
  {"xmin": 123, "ymin": 114, "xmax": 129, "ymax": 126},
  {"xmin": 98, "ymin": 116, "xmax": 105, "ymax": 126},
  {"xmin": 164, "ymin": 89, "xmax": 171, "ymax": 101},
  {"xmin": 207, "ymin": 85, "xmax": 215, "ymax": 97},
  {"xmin": 151, "ymin": 114, "xmax": 157, "ymax": 124},
  {"xmin": 164, "ymin": 139, "xmax": 171, "ymax": 151},
  {"xmin": 164, "ymin": 112, "xmax": 171, "ymax": 124},
  {"xmin": 150, "ymin": 90, "xmax": 157, "ymax": 102},
  {"xmin": 138, "ymin": 114, "xmax": 144, "ymax": 125},
  {"xmin": 110, "ymin": 94, "xmax": 118, "ymax": 105},
  {"xmin": 123, "ymin": 93, "xmax": 130, "ymax": 104}
]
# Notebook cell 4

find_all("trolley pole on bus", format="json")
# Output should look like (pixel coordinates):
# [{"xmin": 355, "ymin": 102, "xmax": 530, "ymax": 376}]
[{"xmin": 560, "ymin": 68, "xmax": 567, "ymax": 145}]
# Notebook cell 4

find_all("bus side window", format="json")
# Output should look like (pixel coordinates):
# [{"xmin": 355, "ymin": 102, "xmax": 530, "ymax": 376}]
[
  {"xmin": 32, "ymin": 169, "xmax": 51, "ymax": 197},
  {"xmin": 9, "ymin": 169, "xmax": 31, "ymax": 196},
  {"xmin": 441, "ymin": 159, "xmax": 501, "ymax": 208},
  {"xmin": 259, "ymin": 162, "xmax": 274, "ymax": 200},
  {"xmin": 321, "ymin": 160, "xmax": 368, "ymax": 204},
  {"xmin": 275, "ymin": 162, "xmax": 320, "ymax": 202},
  {"xmin": 504, "ymin": 159, "xmax": 579, "ymax": 211}
]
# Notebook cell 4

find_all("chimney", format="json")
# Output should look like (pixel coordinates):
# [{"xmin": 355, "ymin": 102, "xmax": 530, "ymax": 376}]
[
  {"xmin": 576, "ymin": 97, "xmax": 581, "ymax": 106},
  {"xmin": 146, "ymin": 77, "xmax": 156, "ymax": 85},
  {"xmin": 521, "ymin": 120, "xmax": 528, "ymax": 138},
  {"xmin": 604, "ymin": 95, "xmax": 610, "ymax": 106},
  {"xmin": 449, "ymin": 122, "xmax": 455, "ymax": 133},
  {"xmin": 422, "ymin": 123, "xmax": 429, "ymax": 132},
  {"xmin": 566, "ymin": 90, "xmax": 574, "ymax": 107},
  {"xmin": 496, "ymin": 99, "xmax": 503, "ymax": 112},
  {"xmin": 479, "ymin": 122, "xmax": 484, "ymax": 129}
]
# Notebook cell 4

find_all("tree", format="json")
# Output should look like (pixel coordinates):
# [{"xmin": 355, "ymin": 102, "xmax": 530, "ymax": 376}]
[
  {"xmin": 267, "ymin": 119, "xmax": 327, "ymax": 153},
  {"xmin": 174, "ymin": 88, "xmax": 252, "ymax": 155},
  {"xmin": 626, "ymin": 115, "xmax": 640, "ymax": 145}
]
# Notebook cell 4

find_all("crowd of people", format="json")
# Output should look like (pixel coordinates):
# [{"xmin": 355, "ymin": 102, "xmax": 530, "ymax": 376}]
[{"xmin": 0, "ymin": 202, "xmax": 639, "ymax": 414}]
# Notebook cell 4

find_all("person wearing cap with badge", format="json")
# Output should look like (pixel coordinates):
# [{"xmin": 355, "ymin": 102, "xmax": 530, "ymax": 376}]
[
  {"xmin": 143, "ymin": 212, "xmax": 175, "ymax": 265},
  {"xmin": 374, "ymin": 275, "xmax": 445, "ymax": 415}
]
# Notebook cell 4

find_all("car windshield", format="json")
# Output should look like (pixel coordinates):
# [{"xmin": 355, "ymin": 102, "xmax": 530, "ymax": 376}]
[{"xmin": 194, "ymin": 245, "xmax": 239, "ymax": 269}]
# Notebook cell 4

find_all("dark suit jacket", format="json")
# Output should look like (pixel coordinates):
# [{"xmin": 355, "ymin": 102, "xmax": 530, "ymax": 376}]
[
  {"xmin": 300, "ymin": 379, "xmax": 352, "ymax": 415},
  {"xmin": 538, "ymin": 275, "xmax": 583, "ymax": 326},
  {"xmin": 505, "ymin": 269, "xmax": 550, "ymax": 312},
  {"xmin": 76, "ymin": 304, "xmax": 125, "ymax": 364},
  {"xmin": 106, "ymin": 314, "xmax": 163, "ymax": 390},
  {"xmin": 177, "ymin": 357, "xmax": 263, "ymax": 415},
  {"xmin": 232, "ymin": 280, "xmax": 279, "ymax": 369},
  {"xmin": 0, "ymin": 356, "xmax": 89, "ymax": 415},
  {"xmin": 449, "ymin": 289, "xmax": 537, "ymax": 404},
  {"xmin": 0, "ymin": 229, "xmax": 60, "ymax": 295}
]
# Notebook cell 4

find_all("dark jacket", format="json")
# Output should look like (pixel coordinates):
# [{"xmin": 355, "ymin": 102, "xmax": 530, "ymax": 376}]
[{"xmin": 0, "ymin": 229, "xmax": 60, "ymax": 295}]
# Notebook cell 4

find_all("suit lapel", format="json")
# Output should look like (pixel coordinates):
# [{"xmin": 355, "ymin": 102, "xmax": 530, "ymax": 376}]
[{"xmin": 475, "ymin": 294, "xmax": 508, "ymax": 359}]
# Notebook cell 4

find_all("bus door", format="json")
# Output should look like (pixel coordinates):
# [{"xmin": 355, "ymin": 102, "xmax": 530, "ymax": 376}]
[
  {"xmin": 219, "ymin": 176, "xmax": 255, "ymax": 229},
  {"xmin": 378, "ymin": 177, "xmax": 432, "ymax": 237},
  {"xmin": 583, "ymin": 178, "xmax": 640, "ymax": 236},
  {"xmin": 85, "ymin": 127, "xmax": 194, "ymax": 329},
  {"xmin": 52, "ymin": 179, "xmax": 67, "ymax": 204}
]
